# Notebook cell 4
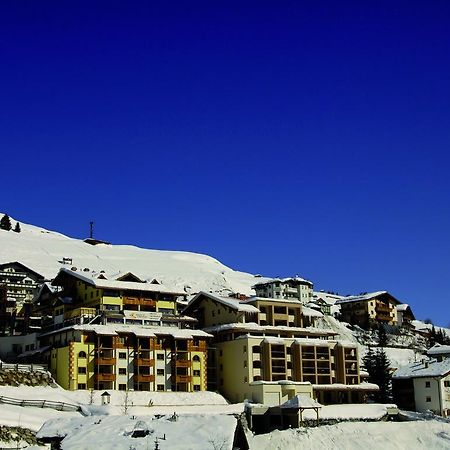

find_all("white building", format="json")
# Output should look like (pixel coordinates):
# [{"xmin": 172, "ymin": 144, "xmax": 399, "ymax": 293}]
[
  {"xmin": 252, "ymin": 277, "xmax": 313, "ymax": 304},
  {"xmin": 392, "ymin": 349, "xmax": 450, "ymax": 417}
]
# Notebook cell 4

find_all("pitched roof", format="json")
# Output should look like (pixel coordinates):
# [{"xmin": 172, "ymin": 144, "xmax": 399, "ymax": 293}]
[
  {"xmin": 185, "ymin": 292, "xmax": 259, "ymax": 313},
  {"xmin": 336, "ymin": 291, "xmax": 402, "ymax": 305},
  {"xmin": 392, "ymin": 357, "xmax": 450, "ymax": 379},
  {"xmin": 427, "ymin": 343, "xmax": 450, "ymax": 356},
  {"xmin": 53, "ymin": 268, "xmax": 185, "ymax": 295},
  {"xmin": 0, "ymin": 261, "xmax": 46, "ymax": 280}
]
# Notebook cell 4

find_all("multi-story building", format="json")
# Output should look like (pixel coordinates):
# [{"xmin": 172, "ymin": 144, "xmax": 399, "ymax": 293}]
[
  {"xmin": 252, "ymin": 277, "xmax": 313, "ymax": 304},
  {"xmin": 0, "ymin": 262, "xmax": 45, "ymax": 335},
  {"xmin": 32, "ymin": 268, "xmax": 210, "ymax": 392},
  {"xmin": 184, "ymin": 292, "xmax": 376, "ymax": 405},
  {"xmin": 39, "ymin": 324, "xmax": 210, "ymax": 392},
  {"xmin": 47, "ymin": 268, "xmax": 193, "ymax": 329},
  {"xmin": 336, "ymin": 291, "xmax": 401, "ymax": 328}
]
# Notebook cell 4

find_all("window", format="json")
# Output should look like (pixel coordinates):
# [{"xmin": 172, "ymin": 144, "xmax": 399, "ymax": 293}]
[
  {"xmin": 426, "ymin": 396, "xmax": 432, "ymax": 402},
  {"xmin": 193, "ymin": 384, "xmax": 201, "ymax": 391},
  {"xmin": 118, "ymin": 368, "xmax": 126, "ymax": 375},
  {"xmin": 157, "ymin": 354, "xmax": 164, "ymax": 360},
  {"xmin": 119, "ymin": 384, "xmax": 127, "ymax": 391},
  {"xmin": 77, "ymin": 383, "xmax": 86, "ymax": 389},
  {"xmin": 244, "ymin": 361, "xmax": 247, "ymax": 367},
  {"xmin": 77, "ymin": 367, "xmax": 87, "ymax": 374},
  {"xmin": 78, "ymin": 351, "xmax": 87, "ymax": 358},
  {"xmin": 243, "ymin": 346, "xmax": 247, "ymax": 353},
  {"xmin": 425, "ymin": 381, "xmax": 431, "ymax": 388},
  {"xmin": 445, "ymin": 381, "xmax": 450, "ymax": 387},
  {"xmin": 157, "ymin": 384, "xmax": 165, "ymax": 391},
  {"xmin": 193, "ymin": 370, "xmax": 201, "ymax": 376},
  {"xmin": 157, "ymin": 369, "xmax": 164, "ymax": 375},
  {"xmin": 193, "ymin": 355, "xmax": 201, "ymax": 362},
  {"xmin": 119, "ymin": 352, "xmax": 127, "ymax": 359}
]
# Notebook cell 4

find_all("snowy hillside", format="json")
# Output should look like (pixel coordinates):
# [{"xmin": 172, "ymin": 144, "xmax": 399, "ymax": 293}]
[{"xmin": 0, "ymin": 214, "xmax": 266, "ymax": 296}]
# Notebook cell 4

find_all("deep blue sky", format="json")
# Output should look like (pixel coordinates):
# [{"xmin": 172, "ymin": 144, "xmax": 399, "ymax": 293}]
[{"xmin": 1, "ymin": 2, "xmax": 450, "ymax": 325}]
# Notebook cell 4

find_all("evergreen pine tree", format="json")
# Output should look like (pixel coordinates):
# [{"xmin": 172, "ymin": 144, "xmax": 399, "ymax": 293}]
[
  {"xmin": 13, "ymin": 222, "xmax": 21, "ymax": 233},
  {"xmin": 374, "ymin": 348, "xmax": 392, "ymax": 402},
  {"xmin": 378, "ymin": 324, "xmax": 388, "ymax": 347},
  {"xmin": 0, "ymin": 214, "xmax": 12, "ymax": 231},
  {"xmin": 362, "ymin": 346, "xmax": 375, "ymax": 375},
  {"xmin": 363, "ymin": 347, "xmax": 392, "ymax": 403}
]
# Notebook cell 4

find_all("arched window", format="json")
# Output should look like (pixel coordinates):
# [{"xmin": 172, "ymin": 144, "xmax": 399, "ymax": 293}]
[
  {"xmin": 78, "ymin": 351, "xmax": 87, "ymax": 358},
  {"xmin": 193, "ymin": 355, "xmax": 201, "ymax": 362}
]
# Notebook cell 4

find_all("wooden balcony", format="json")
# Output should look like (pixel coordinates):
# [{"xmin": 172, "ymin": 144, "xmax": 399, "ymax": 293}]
[
  {"xmin": 135, "ymin": 358, "xmax": 154, "ymax": 367},
  {"xmin": 95, "ymin": 357, "xmax": 116, "ymax": 365},
  {"xmin": 123, "ymin": 297, "xmax": 156, "ymax": 307},
  {"xmin": 375, "ymin": 303, "xmax": 392, "ymax": 313},
  {"xmin": 174, "ymin": 375, "xmax": 192, "ymax": 383},
  {"xmin": 134, "ymin": 374, "xmax": 155, "ymax": 383},
  {"xmin": 172, "ymin": 360, "xmax": 192, "ymax": 368},
  {"xmin": 95, "ymin": 373, "xmax": 116, "ymax": 382}
]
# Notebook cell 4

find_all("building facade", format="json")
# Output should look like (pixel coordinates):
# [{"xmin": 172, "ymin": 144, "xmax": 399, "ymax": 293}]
[
  {"xmin": 252, "ymin": 277, "xmax": 313, "ymax": 304},
  {"xmin": 40, "ymin": 325, "xmax": 210, "ymax": 392},
  {"xmin": 184, "ymin": 292, "xmax": 375, "ymax": 405},
  {"xmin": 0, "ymin": 262, "xmax": 45, "ymax": 335},
  {"xmin": 336, "ymin": 291, "xmax": 401, "ymax": 328}
]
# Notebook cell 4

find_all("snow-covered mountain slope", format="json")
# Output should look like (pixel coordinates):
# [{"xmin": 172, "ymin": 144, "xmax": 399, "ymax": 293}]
[{"xmin": 0, "ymin": 214, "xmax": 266, "ymax": 296}]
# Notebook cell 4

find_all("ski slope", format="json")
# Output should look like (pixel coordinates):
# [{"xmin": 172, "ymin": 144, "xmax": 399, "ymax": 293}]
[{"xmin": 0, "ymin": 214, "xmax": 266, "ymax": 296}]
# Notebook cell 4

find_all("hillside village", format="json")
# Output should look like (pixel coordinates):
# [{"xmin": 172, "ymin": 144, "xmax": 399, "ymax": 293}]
[{"xmin": 0, "ymin": 213, "xmax": 449, "ymax": 449}]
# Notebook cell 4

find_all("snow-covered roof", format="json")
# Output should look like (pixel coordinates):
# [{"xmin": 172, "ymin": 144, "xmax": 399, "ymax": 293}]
[
  {"xmin": 302, "ymin": 306, "xmax": 324, "ymax": 318},
  {"xmin": 252, "ymin": 276, "xmax": 313, "ymax": 287},
  {"xmin": 392, "ymin": 357, "xmax": 450, "ymax": 379},
  {"xmin": 242, "ymin": 296, "xmax": 303, "ymax": 305},
  {"xmin": 40, "ymin": 324, "xmax": 212, "ymax": 340},
  {"xmin": 427, "ymin": 343, "xmax": 450, "ymax": 356},
  {"xmin": 281, "ymin": 394, "xmax": 321, "ymax": 409},
  {"xmin": 312, "ymin": 291, "xmax": 346, "ymax": 304},
  {"xmin": 203, "ymin": 322, "xmax": 336, "ymax": 336},
  {"xmin": 336, "ymin": 291, "xmax": 401, "ymax": 305},
  {"xmin": 312, "ymin": 383, "xmax": 379, "ymax": 391},
  {"xmin": 54, "ymin": 268, "xmax": 185, "ymax": 295},
  {"xmin": 186, "ymin": 292, "xmax": 259, "ymax": 313},
  {"xmin": 396, "ymin": 303, "xmax": 410, "ymax": 312},
  {"xmin": 37, "ymin": 414, "xmax": 239, "ymax": 450}
]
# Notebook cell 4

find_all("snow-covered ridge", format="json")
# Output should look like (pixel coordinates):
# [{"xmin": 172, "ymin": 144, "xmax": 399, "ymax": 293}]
[{"xmin": 0, "ymin": 214, "xmax": 267, "ymax": 296}]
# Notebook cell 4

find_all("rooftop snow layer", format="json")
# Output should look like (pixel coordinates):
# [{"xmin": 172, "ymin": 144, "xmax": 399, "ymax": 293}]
[{"xmin": 392, "ymin": 357, "xmax": 450, "ymax": 379}]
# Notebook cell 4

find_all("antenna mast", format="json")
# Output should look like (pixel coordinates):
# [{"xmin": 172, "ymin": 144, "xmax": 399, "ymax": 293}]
[{"xmin": 89, "ymin": 221, "xmax": 94, "ymax": 239}]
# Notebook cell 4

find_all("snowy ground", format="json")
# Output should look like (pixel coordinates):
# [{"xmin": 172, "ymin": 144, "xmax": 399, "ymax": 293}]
[
  {"xmin": 0, "ymin": 384, "xmax": 449, "ymax": 449},
  {"xmin": 0, "ymin": 215, "xmax": 267, "ymax": 296},
  {"xmin": 249, "ymin": 421, "xmax": 450, "ymax": 450}
]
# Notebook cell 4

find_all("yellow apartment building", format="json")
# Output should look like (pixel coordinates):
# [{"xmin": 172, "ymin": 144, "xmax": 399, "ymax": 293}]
[
  {"xmin": 184, "ymin": 292, "xmax": 375, "ymax": 405},
  {"xmin": 39, "ymin": 324, "xmax": 210, "ymax": 392}
]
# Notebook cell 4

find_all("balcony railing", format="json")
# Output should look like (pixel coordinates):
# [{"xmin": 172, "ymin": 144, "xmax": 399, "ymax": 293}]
[
  {"xmin": 174, "ymin": 375, "xmax": 192, "ymax": 383},
  {"xmin": 95, "ymin": 357, "xmax": 116, "ymax": 365},
  {"xmin": 134, "ymin": 374, "xmax": 155, "ymax": 383},
  {"xmin": 95, "ymin": 373, "xmax": 116, "ymax": 382},
  {"xmin": 135, "ymin": 358, "xmax": 154, "ymax": 367},
  {"xmin": 123, "ymin": 297, "xmax": 156, "ymax": 307},
  {"xmin": 173, "ymin": 360, "xmax": 192, "ymax": 368}
]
